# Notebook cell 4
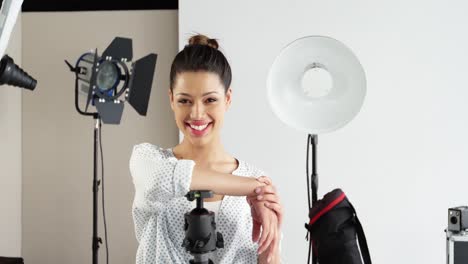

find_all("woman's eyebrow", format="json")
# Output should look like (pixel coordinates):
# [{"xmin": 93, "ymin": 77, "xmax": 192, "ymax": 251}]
[{"xmin": 176, "ymin": 91, "xmax": 219, "ymax": 97}]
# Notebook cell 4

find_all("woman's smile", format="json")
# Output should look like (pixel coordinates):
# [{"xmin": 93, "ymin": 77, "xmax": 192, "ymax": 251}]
[{"xmin": 185, "ymin": 122, "xmax": 213, "ymax": 137}]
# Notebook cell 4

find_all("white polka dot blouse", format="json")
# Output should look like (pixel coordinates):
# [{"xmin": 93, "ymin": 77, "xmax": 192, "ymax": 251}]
[{"xmin": 129, "ymin": 143, "xmax": 282, "ymax": 263}]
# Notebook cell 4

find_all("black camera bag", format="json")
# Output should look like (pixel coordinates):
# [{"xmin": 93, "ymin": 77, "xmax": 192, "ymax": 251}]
[{"xmin": 305, "ymin": 188, "xmax": 371, "ymax": 264}]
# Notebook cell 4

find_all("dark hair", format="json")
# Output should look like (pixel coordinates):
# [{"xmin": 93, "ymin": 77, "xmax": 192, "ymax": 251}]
[{"xmin": 169, "ymin": 34, "xmax": 232, "ymax": 93}]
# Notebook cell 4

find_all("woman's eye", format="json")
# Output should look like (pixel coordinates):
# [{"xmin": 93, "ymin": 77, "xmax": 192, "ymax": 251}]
[{"xmin": 177, "ymin": 98, "xmax": 216, "ymax": 104}]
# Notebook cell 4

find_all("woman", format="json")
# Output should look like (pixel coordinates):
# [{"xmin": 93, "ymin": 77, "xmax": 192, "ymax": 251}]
[{"xmin": 130, "ymin": 34, "xmax": 283, "ymax": 263}]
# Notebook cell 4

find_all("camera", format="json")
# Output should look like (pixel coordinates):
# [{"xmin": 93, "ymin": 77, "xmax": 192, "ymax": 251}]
[
  {"xmin": 448, "ymin": 206, "xmax": 468, "ymax": 232},
  {"xmin": 446, "ymin": 206, "xmax": 468, "ymax": 264}
]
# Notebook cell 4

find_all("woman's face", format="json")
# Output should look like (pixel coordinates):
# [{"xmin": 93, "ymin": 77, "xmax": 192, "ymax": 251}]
[{"xmin": 169, "ymin": 71, "xmax": 231, "ymax": 146}]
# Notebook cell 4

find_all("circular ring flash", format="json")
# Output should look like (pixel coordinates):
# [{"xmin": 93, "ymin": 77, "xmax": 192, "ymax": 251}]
[{"xmin": 267, "ymin": 36, "xmax": 366, "ymax": 134}]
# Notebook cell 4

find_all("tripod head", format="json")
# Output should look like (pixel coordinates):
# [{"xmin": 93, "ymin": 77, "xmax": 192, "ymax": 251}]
[{"xmin": 182, "ymin": 191, "xmax": 224, "ymax": 264}]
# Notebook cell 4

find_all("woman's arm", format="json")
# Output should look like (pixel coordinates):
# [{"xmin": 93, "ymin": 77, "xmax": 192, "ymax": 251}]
[
  {"xmin": 251, "ymin": 177, "xmax": 283, "ymax": 264},
  {"xmin": 192, "ymin": 164, "xmax": 281, "ymax": 262},
  {"xmin": 190, "ymin": 164, "xmax": 265, "ymax": 196},
  {"xmin": 259, "ymin": 242, "xmax": 281, "ymax": 264}
]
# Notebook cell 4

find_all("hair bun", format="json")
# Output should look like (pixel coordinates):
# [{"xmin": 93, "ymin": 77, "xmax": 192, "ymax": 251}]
[{"xmin": 188, "ymin": 34, "xmax": 219, "ymax": 49}]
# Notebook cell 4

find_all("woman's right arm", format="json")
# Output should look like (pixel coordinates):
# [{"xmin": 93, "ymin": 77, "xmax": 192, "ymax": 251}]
[
  {"xmin": 191, "ymin": 165, "xmax": 265, "ymax": 196},
  {"xmin": 131, "ymin": 143, "xmax": 264, "ymax": 204}
]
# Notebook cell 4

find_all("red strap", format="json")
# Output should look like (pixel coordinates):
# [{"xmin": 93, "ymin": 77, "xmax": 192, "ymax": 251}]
[{"xmin": 309, "ymin": 192, "xmax": 346, "ymax": 226}]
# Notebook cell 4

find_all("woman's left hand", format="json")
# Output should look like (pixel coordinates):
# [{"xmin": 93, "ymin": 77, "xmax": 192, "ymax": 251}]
[
  {"xmin": 247, "ymin": 176, "xmax": 283, "ymax": 263},
  {"xmin": 247, "ymin": 176, "xmax": 283, "ymax": 227}
]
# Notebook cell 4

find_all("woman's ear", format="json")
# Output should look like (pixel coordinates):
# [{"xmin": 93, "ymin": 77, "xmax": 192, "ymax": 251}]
[
  {"xmin": 168, "ymin": 89, "xmax": 174, "ymax": 110},
  {"xmin": 225, "ymin": 88, "xmax": 232, "ymax": 110}
]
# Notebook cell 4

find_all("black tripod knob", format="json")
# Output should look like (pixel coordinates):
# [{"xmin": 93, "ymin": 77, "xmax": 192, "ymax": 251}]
[{"xmin": 216, "ymin": 232, "xmax": 224, "ymax": 248}]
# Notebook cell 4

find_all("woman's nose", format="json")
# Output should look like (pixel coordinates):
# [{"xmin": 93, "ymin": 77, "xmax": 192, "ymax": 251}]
[{"xmin": 190, "ymin": 102, "xmax": 205, "ymax": 119}]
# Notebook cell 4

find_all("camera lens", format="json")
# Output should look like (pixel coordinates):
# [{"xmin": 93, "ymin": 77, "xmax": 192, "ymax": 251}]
[{"xmin": 450, "ymin": 216, "xmax": 458, "ymax": 225}]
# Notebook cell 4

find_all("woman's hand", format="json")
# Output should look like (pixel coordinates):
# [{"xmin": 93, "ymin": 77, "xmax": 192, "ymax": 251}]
[
  {"xmin": 248, "ymin": 195, "xmax": 279, "ymax": 263},
  {"xmin": 248, "ymin": 176, "xmax": 283, "ymax": 227},
  {"xmin": 247, "ymin": 176, "xmax": 283, "ymax": 263}
]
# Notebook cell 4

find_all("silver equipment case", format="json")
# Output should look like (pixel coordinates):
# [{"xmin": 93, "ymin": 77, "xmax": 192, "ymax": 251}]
[{"xmin": 446, "ymin": 230, "xmax": 468, "ymax": 264}]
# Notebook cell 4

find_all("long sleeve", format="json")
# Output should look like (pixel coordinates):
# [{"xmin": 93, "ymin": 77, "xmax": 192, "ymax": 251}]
[
  {"xmin": 129, "ymin": 143, "xmax": 195, "ymax": 242},
  {"xmin": 129, "ymin": 144, "xmax": 277, "ymax": 263}
]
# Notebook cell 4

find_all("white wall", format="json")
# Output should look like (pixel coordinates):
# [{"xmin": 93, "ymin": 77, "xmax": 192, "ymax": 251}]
[
  {"xmin": 0, "ymin": 14, "xmax": 22, "ymax": 257},
  {"xmin": 180, "ymin": 1, "xmax": 468, "ymax": 263}
]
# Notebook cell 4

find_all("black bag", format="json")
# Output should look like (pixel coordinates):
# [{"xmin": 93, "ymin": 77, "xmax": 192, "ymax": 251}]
[
  {"xmin": 0, "ymin": 257, "xmax": 24, "ymax": 264},
  {"xmin": 305, "ymin": 189, "xmax": 371, "ymax": 264}
]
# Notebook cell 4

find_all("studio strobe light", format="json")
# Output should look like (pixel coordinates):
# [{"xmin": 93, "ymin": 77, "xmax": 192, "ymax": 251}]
[
  {"xmin": 0, "ymin": 0, "xmax": 37, "ymax": 90},
  {"xmin": 65, "ymin": 37, "xmax": 157, "ymax": 264},
  {"xmin": 66, "ymin": 37, "xmax": 157, "ymax": 124},
  {"xmin": 0, "ymin": 55, "xmax": 37, "ymax": 90},
  {"xmin": 267, "ymin": 36, "xmax": 369, "ymax": 264}
]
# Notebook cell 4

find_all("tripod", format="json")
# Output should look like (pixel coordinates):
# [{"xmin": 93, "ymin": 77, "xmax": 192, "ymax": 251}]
[{"xmin": 182, "ymin": 191, "xmax": 224, "ymax": 264}]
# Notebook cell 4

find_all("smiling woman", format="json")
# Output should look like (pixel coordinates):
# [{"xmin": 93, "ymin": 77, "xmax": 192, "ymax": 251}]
[
  {"xmin": 129, "ymin": 34, "xmax": 284, "ymax": 264},
  {"xmin": 170, "ymin": 71, "xmax": 228, "ymax": 141}
]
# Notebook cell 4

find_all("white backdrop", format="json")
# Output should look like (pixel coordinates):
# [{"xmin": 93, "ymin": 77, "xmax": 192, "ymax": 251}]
[{"xmin": 180, "ymin": 1, "xmax": 468, "ymax": 263}]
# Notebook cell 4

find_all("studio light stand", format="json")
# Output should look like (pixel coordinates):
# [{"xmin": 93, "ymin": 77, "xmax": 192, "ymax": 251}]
[
  {"xmin": 86, "ymin": 112, "xmax": 104, "ymax": 264},
  {"xmin": 182, "ymin": 191, "xmax": 224, "ymax": 264},
  {"xmin": 66, "ymin": 37, "xmax": 157, "ymax": 264},
  {"xmin": 306, "ymin": 134, "xmax": 319, "ymax": 264},
  {"xmin": 266, "ymin": 36, "xmax": 367, "ymax": 263},
  {"xmin": 69, "ymin": 73, "xmax": 105, "ymax": 264}
]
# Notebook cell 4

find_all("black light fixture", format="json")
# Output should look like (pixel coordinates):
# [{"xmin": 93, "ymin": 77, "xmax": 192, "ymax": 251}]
[
  {"xmin": 0, "ymin": 0, "xmax": 37, "ymax": 90},
  {"xmin": 0, "ymin": 55, "xmax": 37, "ymax": 90},
  {"xmin": 65, "ymin": 37, "xmax": 157, "ymax": 124},
  {"xmin": 65, "ymin": 37, "xmax": 157, "ymax": 264}
]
